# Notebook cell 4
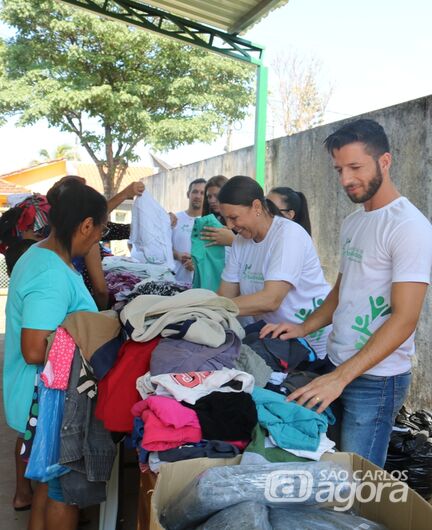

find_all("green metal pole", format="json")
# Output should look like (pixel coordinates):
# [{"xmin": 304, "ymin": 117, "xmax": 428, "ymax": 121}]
[{"xmin": 255, "ymin": 64, "xmax": 268, "ymax": 188}]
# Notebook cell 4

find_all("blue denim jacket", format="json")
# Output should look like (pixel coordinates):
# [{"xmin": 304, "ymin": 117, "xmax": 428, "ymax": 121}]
[{"xmin": 59, "ymin": 349, "xmax": 116, "ymax": 482}]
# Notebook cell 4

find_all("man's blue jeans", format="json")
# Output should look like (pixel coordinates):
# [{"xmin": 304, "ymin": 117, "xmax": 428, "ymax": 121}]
[{"xmin": 339, "ymin": 371, "xmax": 411, "ymax": 468}]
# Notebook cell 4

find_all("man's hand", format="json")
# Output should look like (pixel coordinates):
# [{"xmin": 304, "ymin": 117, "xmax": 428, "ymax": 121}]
[
  {"xmin": 259, "ymin": 321, "xmax": 306, "ymax": 340},
  {"xmin": 124, "ymin": 181, "xmax": 145, "ymax": 199},
  {"xmin": 169, "ymin": 212, "xmax": 178, "ymax": 228},
  {"xmin": 287, "ymin": 370, "xmax": 347, "ymax": 414}
]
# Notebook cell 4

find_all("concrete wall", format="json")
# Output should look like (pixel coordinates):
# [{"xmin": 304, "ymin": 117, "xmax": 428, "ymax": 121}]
[{"xmin": 143, "ymin": 95, "xmax": 432, "ymax": 409}]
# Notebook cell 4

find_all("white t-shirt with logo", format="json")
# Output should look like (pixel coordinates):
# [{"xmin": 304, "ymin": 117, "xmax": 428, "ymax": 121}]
[
  {"xmin": 328, "ymin": 197, "xmax": 432, "ymax": 376},
  {"xmin": 222, "ymin": 216, "xmax": 331, "ymax": 358},
  {"xmin": 172, "ymin": 211, "xmax": 197, "ymax": 284}
]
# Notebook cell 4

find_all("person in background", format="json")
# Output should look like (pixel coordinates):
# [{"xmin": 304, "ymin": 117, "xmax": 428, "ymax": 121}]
[
  {"xmin": 3, "ymin": 239, "xmax": 36, "ymax": 512},
  {"xmin": 217, "ymin": 175, "xmax": 331, "ymax": 360},
  {"xmin": 4, "ymin": 180, "xmax": 107, "ymax": 530},
  {"xmin": 267, "ymin": 187, "xmax": 312, "ymax": 236},
  {"xmin": 261, "ymin": 119, "xmax": 432, "ymax": 467},
  {"xmin": 0, "ymin": 179, "xmax": 144, "ymax": 310},
  {"xmin": 171, "ymin": 178, "xmax": 206, "ymax": 283},
  {"xmin": 199, "ymin": 175, "xmax": 235, "ymax": 248}
]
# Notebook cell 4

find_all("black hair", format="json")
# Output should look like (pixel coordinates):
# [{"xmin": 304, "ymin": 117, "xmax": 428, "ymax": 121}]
[
  {"xmin": 0, "ymin": 206, "xmax": 22, "ymax": 250},
  {"xmin": 202, "ymin": 175, "xmax": 228, "ymax": 217},
  {"xmin": 47, "ymin": 178, "xmax": 107, "ymax": 255},
  {"xmin": 187, "ymin": 178, "xmax": 207, "ymax": 193},
  {"xmin": 218, "ymin": 175, "xmax": 282, "ymax": 217},
  {"xmin": 323, "ymin": 119, "xmax": 390, "ymax": 160},
  {"xmin": 270, "ymin": 187, "xmax": 312, "ymax": 235},
  {"xmin": 5, "ymin": 239, "xmax": 36, "ymax": 275}
]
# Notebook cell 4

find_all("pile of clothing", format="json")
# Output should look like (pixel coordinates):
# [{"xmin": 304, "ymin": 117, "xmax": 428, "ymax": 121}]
[
  {"xmin": 24, "ymin": 312, "xmax": 121, "ymax": 508},
  {"xmin": 23, "ymin": 287, "xmax": 338, "ymax": 509},
  {"xmin": 97, "ymin": 288, "xmax": 336, "ymax": 471},
  {"xmin": 102, "ymin": 256, "xmax": 181, "ymax": 304}
]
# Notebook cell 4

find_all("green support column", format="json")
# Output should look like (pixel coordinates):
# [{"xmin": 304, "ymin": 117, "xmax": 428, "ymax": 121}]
[{"xmin": 255, "ymin": 64, "xmax": 268, "ymax": 188}]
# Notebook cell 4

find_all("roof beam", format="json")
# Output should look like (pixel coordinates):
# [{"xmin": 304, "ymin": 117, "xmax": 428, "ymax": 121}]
[{"xmin": 59, "ymin": 0, "xmax": 264, "ymax": 64}]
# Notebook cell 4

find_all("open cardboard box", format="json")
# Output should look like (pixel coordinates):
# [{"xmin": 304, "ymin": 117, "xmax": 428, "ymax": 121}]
[{"xmin": 149, "ymin": 453, "xmax": 432, "ymax": 530}]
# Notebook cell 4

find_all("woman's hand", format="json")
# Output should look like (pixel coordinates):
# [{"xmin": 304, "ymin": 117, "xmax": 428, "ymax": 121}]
[
  {"xmin": 200, "ymin": 226, "xmax": 234, "ymax": 247},
  {"xmin": 259, "ymin": 321, "xmax": 306, "ymax": 340}
]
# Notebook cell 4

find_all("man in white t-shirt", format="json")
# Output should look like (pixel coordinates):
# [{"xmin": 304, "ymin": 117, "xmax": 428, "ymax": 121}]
[
  {"xmin": 172, "ymin": 178, "xmax": 206, "ymax": 283},
  {"xmin": 261, "ymin": 119, "xmax": 432, "ymax": 467}
]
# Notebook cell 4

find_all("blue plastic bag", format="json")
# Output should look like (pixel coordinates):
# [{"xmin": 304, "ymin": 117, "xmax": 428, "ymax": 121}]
[{"xmin": 25, "ymin": 379, "xmax": 70, "ymax": 482}]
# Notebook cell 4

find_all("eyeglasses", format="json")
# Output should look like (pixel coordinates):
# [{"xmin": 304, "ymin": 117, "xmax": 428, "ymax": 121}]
[{"xmin": 101, "ymin": 224, "xmax": 110, "ymax": 238}]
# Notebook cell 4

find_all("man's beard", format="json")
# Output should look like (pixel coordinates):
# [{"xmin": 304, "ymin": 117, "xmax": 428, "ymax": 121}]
[{"xmin": 345, "ymin": 162, "xmax": 383, "ymax": 204}]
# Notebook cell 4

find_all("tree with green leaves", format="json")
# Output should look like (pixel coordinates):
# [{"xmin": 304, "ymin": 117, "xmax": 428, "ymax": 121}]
[
  {"xmin": 0, "ymin": 0, "xmax": 254, "ymax": 196},
  {"xmin": 29, "ymin": 144, "xmax": 80, "ymax": 166}
]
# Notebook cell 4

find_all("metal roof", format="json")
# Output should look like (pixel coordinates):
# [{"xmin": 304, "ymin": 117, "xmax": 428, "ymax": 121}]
[{"xmin": 133, "ymin": 0, "xmax": 289, "ymax": 34}]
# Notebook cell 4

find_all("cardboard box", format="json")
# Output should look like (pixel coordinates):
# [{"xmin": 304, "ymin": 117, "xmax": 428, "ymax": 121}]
[{"xmin": 149, "ymin": 453, "xmax": 432, "ymax": 530}]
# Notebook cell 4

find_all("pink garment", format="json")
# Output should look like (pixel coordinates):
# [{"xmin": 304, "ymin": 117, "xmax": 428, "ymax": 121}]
[
  {"xmin": 41, "ymin": 327, "xmax": 76, "ymax": 390},
  {"xmin": 131, "ymin": 396, "xmax": 202, "ymax": 452},
  {"xmin": 227, "ymin": 440, "xmax": 249, "ymax": 450}
]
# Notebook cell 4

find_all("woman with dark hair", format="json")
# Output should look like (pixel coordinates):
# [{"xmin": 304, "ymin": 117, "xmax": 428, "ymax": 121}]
[
  {"xmin": 267, "ymin": 187, "xmax": 312, "ymax": 236},
  {"xmin": 201, "ymin": 175, "xmax": 228, "ymax": 219},
  {"xmin": 218, "ymin": 175, "xmax": 331, "ymax": 358},
  {"xmin": 200, "ymin": 175, "xmax": 235, "ymax": 247},
  {"xmin": 4, "ymin": 180, "xmax": 108, "ymax": 530}
]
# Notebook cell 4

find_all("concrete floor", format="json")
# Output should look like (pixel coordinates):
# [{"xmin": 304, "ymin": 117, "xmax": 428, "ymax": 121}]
[{"xmin": 0, "ymin": 295, "xmax": 140, "ymax": 530}]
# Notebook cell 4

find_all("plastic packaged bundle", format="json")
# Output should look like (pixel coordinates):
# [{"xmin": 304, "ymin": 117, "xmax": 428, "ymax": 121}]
[
  {"xmin": 25, "ymin": 381, "xmax": 70, "ymax": 482},
  {"xmin": 194, "ymin": 501, "xmax": 271, "ymax": 530},
  {"xmin": 161, "ymin": 461, "xmax": 352, "ymax": 530},
  {"xmin": 269, "ymin": 506, "xmax": 387, "ymax": 529}
]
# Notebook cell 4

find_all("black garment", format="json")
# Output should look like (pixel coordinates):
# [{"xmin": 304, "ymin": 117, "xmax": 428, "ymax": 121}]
[
  {"xmin": 265, "ymin": 370, "xmax": 319, "ymax": 396},
  {"xmin": 102, "ymin": 221, "xmax": 130, "ymax": 242},
  {"xmin": 126, "ymin": 280, "xmax": 188, "ymax": 301},
  {"xmin": 82, "ymin": 222, "xmax": 131, "ymax": 294},
  {"xmin": 183, "ymin": 391, "xmax": 257, "ymax": 441},
  {"xmin": 158, "ymin": 440, "xmax": 240, "ymax": 462},
  {"xmin": 243, "ymin": 331, "xmax": 316, "ymax": 373},
  {"xmin": 244, "ymin": 319, "xmax": 267, "ymax": 335}
]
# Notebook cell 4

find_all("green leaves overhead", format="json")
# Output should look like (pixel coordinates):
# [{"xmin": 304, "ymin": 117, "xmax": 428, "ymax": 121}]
[{"xmin": 0, "ymin": 0, "xmax": 254, "ymax": 194}]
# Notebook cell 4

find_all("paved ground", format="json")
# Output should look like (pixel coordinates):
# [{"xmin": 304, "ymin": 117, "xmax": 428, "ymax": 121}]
[{"xmin": 0, "ymin": 295, "xmax": 140, "ymax": 529}]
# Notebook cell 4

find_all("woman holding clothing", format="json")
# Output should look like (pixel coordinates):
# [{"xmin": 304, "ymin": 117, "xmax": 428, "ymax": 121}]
[
  {"xmin": 200, "ymin": 175, "xmax": 235, "ymax": 247},
  {"xmin": 217, "ymin": 175, "xmax": 331, "ymax": 359},
  {"xmin": 4, "ymin": 180, "xmax": 107, "ymax": 530}
]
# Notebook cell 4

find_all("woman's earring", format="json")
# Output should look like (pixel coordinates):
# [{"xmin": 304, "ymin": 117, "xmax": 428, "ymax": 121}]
[{"xmin": 256, "ymin": 211, "xmax": 261, "ymax": 217}]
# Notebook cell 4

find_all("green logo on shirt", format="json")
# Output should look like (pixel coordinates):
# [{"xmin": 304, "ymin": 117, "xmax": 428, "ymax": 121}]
[
  {"xmin": 351, "ymin": 295, "xmax": 392, "ymax": 349},
  {"xmin": 343, "ymin": 238, "xmax": 363, "ymax": 263},
  {"xmin": 295, "ymin": 297, "xmax": 326, "ymax": 341},
  {"xmin": 242, "ymin": 264, "xmax": 264, "ymax": 282}
]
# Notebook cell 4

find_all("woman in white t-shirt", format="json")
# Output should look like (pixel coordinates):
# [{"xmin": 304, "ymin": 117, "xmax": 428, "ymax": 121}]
[{"xmin": 218, "ymin": 176, "xmax": 331, "ymax": 359}]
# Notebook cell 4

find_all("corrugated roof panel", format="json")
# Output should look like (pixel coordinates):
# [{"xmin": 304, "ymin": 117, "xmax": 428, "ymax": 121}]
[{"xmin": 129, "ymin": 1, "xmax": 289, "ymax": 33}]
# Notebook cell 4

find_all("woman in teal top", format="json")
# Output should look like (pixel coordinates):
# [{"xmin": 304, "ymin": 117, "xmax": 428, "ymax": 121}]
[{"xmin": 4, "ymin": 178, "xmax": 107, "ymax": 530}]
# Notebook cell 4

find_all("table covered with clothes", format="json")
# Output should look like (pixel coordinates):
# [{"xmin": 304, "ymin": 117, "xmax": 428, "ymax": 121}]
[{"xmin": 23, "ymin": 275, "xmax": 388, "ymax": 530}]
